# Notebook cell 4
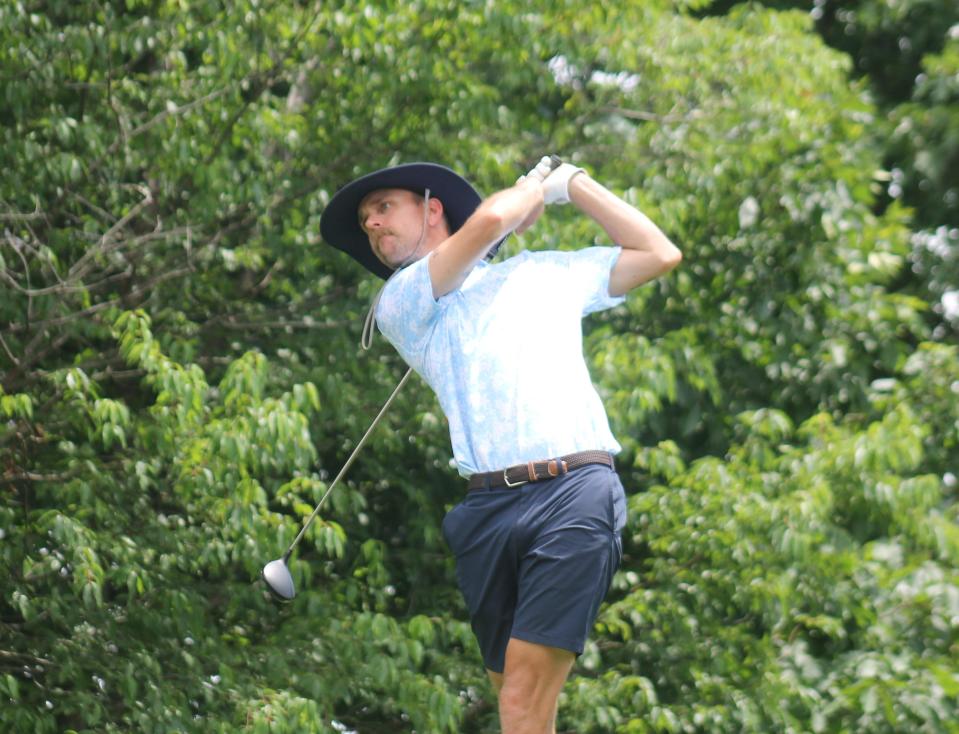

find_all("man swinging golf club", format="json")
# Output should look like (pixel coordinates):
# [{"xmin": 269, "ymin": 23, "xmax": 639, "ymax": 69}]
[{"xmin": 319, "ymin": 155, "xmax": 681, "ymax": 734}]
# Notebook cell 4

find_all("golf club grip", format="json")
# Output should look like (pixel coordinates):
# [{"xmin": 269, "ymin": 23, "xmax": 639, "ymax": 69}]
[
  {"xmin": 283, "ymin": 367, "xmax": 414, "ymax": 560},
  {"xmin": 486, "ymin": 155, "xmax": 563, "ymax": 262}
]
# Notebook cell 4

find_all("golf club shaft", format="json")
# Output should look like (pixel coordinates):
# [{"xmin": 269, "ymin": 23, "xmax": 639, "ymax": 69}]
[{"xmin": 283, "ymin": 367, "xmax": 414, "ymax": 562}]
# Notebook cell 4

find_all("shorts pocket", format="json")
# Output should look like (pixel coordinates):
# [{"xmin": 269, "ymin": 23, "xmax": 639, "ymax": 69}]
[
  {"xmin": 441, "ymin": 503, "xmax": 463, "ymax": 553},
  {"xmin": 606, "ymin": 471, "xmax": 628, "ymax": 535}
]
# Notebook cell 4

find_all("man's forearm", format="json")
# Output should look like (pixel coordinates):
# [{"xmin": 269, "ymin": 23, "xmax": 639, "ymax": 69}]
[
  {"xmin": 428, "ymin": 178, "xmax": 544, "ymax": 298},
  {"xmin": 568, "ymin": 173, "xmax": 682, "ymax": 295},
  {"xmin": 568, "ymin": 174, "xmax": 667, "ymax": 253}
]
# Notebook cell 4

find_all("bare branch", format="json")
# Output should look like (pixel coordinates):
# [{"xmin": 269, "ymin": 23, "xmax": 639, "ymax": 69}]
[
  {"xmin": 251, "ymin": 259, "xmax": 282, "ymax": 295},
  {"xmin": 70, "ymin": 191, "xmax": 118, "ymax": 225},
  {"xmin": 216, "ymin": 317, "xmax": 344, "ymax": 331},
  {"xmin": 1, "ymin": 469, "xmax": 78, "ymax": 484},
  {"xmin": 0, "ymin": 264, "xmax": 133, "ymax": 297},
  {"xmin": 88, "ymin": 88, "xmax": 232, "ymax": 176},
  {"xmin": 2, "ymin": 231, "xmax": 34, "ymax": 280},
  {"xmin": 0, "ymin": 649, "xmax": 56, "ymax": 666},
  {"xmin": 68, "ymin": 185, "xmax": 154, "ymax": 282},
  {"xmin": 599, "ymin": 105, "xmax": 706, "ymax": 124},
  {"xmin": 0, "ymin": 206, "xmax": 43, "ymax": 222},
  {"xmin": 90, "ymin": 367, "xmax": 145, "ymax": 382},
  {"xmin": 104, "ymin": 16, "xmax": 129, "ymax": 156},
  {"xmin": 3, "ymin": 263, "xmax": 194, "ymax": 335},
  {"xmin": 0, "ymin": 333, "xmax": 19, "ymax": 367}
]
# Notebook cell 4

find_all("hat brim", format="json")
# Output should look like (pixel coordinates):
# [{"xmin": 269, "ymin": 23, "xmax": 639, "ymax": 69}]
[{"xmin": 319, "ymin": 162, "xmax": 503, "ymax": 280}]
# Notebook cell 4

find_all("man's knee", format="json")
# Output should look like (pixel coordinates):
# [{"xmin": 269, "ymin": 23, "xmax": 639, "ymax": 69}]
[
  {"xmin": 498, "ymin": 678, "xmax": 534, "ymax": 717},
  {"xmin": 497, "ymin": 639, "xmax": 574, "ymax": 731}
]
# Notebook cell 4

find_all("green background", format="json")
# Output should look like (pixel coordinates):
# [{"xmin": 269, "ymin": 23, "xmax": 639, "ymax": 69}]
[{"xmin": 2, "ymin": 1, "xmax": 957, "ymax": 732}]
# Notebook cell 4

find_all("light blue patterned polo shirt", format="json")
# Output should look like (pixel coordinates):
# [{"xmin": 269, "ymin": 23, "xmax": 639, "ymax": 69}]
[{"xmin": 376, "ymin": 247, "xmax": 625, "ymax": 477}]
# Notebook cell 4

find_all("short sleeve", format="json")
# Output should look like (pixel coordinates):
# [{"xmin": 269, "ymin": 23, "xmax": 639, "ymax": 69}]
[
  {"xmin": 375, "ymin": 255, "xmax": 445, "ymax": 361},
  {"xmin": 560, "ymin": 246, "xmax": 626, "ymax": 315}
]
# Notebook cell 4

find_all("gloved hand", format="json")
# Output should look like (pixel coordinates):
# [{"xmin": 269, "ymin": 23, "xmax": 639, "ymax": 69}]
[
  {"xmin": 517, "ymin": 155, "xmax": 585, "ymax": 204},
  {"xmin": 520, "ymin": 155, "xmax": 557, "ymax": 184},
  {"xmin": 540, "ymin": 159, "xmax": 585, "ymax": 205}
]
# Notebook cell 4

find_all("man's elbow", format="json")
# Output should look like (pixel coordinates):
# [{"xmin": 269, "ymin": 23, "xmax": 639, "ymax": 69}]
[
  {"xmin": 659, "ymin": 242, "xmax": 682, "ymax": 272},
  {"xmin": 641, "ymin": 234, "xmax": 681, "ymax": 276},
  {"xmin": 629, "ymin": 224, "xmax": 682, "ymax": 273},
  {"xmin": 609, "ymin": 242, "xmax": 682, "ymax": 296}
]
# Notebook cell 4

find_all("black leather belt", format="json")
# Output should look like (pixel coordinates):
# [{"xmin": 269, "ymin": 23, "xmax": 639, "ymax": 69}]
[{"xmin": 467, "ymin": 450, "xmax": 614, "ymax": 492}]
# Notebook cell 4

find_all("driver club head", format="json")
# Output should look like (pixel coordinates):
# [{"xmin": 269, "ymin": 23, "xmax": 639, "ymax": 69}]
[
  {"xmin": 259, "ymin": 368, "xmax": 414, "ymax": 604},
  {"xmin": 262, "ymin": 558, "xmax": 295, "ymax": 601}
]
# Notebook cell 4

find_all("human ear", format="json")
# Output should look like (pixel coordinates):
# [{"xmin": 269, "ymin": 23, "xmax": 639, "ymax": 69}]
[{"xmin": 428, "ymin": 196, "xmax": 445, "ymax": 226}]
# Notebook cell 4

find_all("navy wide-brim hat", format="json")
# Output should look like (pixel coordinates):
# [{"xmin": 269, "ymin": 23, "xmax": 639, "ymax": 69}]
[{"xmin": 319, "ymin": 162, "xmax": 504, "ymax": 280}]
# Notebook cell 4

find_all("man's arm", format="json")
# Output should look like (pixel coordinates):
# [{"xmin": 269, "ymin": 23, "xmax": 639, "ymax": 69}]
[
  {"xmin": 428, "ymin": 177, "xmax": 545, "ymax": 299},
  {"xmin": 567, "ymin": 173, "xmax": 682, "ymax": 296}
]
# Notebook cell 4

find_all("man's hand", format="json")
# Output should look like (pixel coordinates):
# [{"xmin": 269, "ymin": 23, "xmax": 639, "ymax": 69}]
[
  {"xmin": 519, "ymin": 156, "xmax": 556, "ymax": 184},
  {"xmin": 511, "ymin": 155, "xmax": 561, "ymax": 233},
  {"xmin": 541, "ymin": 160, "xmax": 585, "ymax": 205},
  {"xmin": 518, "ymin": 154, "xmax": 583, "ymax": 205}
]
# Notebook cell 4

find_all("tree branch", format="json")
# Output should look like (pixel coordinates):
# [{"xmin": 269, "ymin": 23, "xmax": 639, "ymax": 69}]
[
  {"xmin": 0, "ymin": 649, "xmax": 55, "ymax": 666},
  {"xmin": 599, "ymin": 105, "xmax": 706, "ymax": 123},
  {"xmin": 67, "ymin": 184, "xmax": 154, "ymax": 282},
  {"xmin": 1, "ymin": 469, "xmax": 79, "ymax": 485},
  {"xmin": 0, "ymin": 204, "xmax": 44, "ymax": 222}
]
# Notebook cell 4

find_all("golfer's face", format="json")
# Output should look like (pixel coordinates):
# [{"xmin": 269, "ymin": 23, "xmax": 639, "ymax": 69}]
[{"xmin": 359, "ymin": 189, "xmax": 423, "ymax": 268}]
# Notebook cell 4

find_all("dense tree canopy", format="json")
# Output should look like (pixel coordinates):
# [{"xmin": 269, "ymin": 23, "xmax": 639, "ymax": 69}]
[{"xmin": 2, "ymin": 1, "xmax": 956, "ymax": 732}]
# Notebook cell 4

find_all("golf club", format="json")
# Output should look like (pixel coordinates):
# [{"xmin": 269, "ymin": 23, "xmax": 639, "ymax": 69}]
[{"xmin": 262, "ymin": 367, "xmax": 413, "ymax": 600}]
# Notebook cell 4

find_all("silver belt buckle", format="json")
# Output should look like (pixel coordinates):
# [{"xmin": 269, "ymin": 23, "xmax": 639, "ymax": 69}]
[{"xmin": 503, "ymin": 469, "xmax": 527, "ymax": 488}]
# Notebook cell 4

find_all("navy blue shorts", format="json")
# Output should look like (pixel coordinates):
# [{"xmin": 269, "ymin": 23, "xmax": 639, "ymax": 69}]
[{"xmin": 441, "ymin": 463, "xmax": 627, "ymax": 673}]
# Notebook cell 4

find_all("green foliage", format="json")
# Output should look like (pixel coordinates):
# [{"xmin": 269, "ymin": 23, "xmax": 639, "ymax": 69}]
[
  {"xmin": 1, "ymin": 1, "xmax": 956, "ymax": 732},
  {"xmin": 3, "ymin": 309, "xmax": 469, "ymax": 732},
  {"xmin": 587, "ymin": 400, "xmax": 958, "ymax": 733},
  {"xmin": 889, "ymin": 35, "xmax": 959, "ymax": 223}
]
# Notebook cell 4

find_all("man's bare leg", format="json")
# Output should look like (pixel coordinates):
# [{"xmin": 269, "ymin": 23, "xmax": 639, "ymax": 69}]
[{"xmin": 487, "ymin": 638, "xmax": 574, "ymax": 734}]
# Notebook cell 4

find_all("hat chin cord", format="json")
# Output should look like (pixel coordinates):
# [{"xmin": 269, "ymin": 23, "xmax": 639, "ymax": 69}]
[{"xmin": 361, "ymin": 188, "xmax": 431, "ymax": 350}]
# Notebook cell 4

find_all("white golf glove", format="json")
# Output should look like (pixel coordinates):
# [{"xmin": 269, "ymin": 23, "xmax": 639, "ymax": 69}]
[
  {"xmin": 541, "ymin": 159, "xmax": 585, "ymax": 205},
  {"xmin": 518, "ymin": 155, "xmax": 585, "ymax": 205},
  {"xmin": 521, "ymin": 155, "xmax": 556, "ymax": 183}
]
